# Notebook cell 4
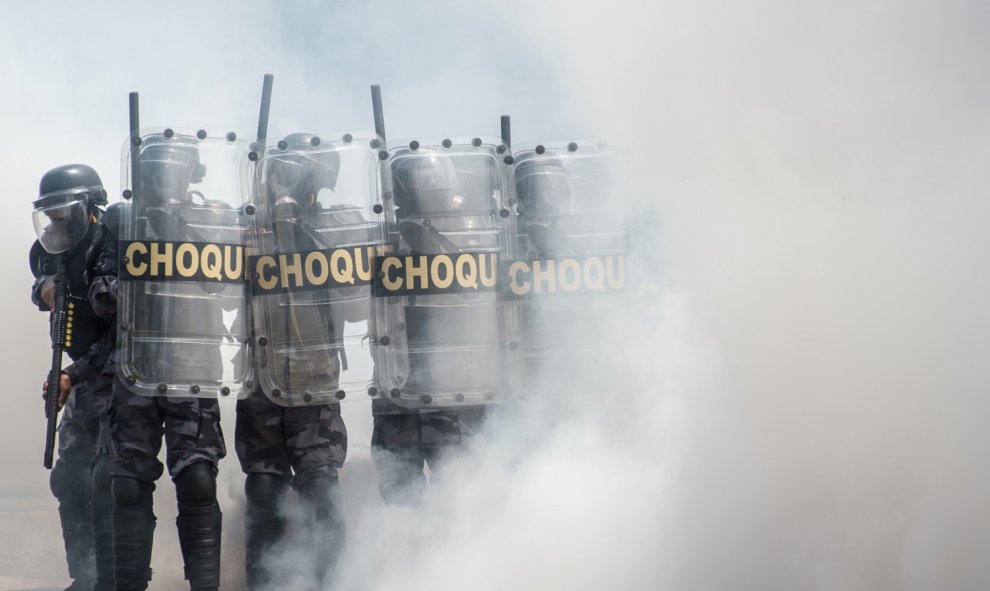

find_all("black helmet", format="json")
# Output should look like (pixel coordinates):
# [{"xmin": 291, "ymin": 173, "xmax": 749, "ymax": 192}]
[
  {"xmin": 36, "ymin": 163, "xmax": 107, "ymax": 208},
  {"xmin": 264, "ymin": 133, "xmax": 341, "ymax": 207},
  {"xmin": 32, "ymin": 164, "xmax": 105, "ymax": 254},
  {"xmin": 390, "ymin": 150, "xmax": 458, "ymax": 215},
  {"xmin": 138, "ymin": 134, "xmax": 206, "ymax": 205},
  {"xmin": 514, "ymin": 153, "xmax": 572, "ymax": 217}
]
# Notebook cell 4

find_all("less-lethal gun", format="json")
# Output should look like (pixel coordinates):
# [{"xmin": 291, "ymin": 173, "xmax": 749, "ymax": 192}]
[{"xmin": 43, "ymin": 257, "xmax": 72, "ymax": 469}]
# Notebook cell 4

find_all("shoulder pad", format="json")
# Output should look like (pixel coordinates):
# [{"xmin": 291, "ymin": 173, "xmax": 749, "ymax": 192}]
[
  {"xmin": 101, "ymin": 202, "xmax": 122, "ymax": 239},
  {"xmin": 28, "ymin": 240, "xmax": 48, "ymax": 277}
]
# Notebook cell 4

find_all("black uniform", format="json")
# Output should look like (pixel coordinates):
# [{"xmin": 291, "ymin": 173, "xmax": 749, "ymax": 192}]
[{"xmin": 31, "ymin": 217, "xmax": 115, "ymax": 591}]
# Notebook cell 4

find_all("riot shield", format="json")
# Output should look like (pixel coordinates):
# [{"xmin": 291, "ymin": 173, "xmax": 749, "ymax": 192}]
[
  {"xmin": 248, "ymin": 132, "xmax": 385, "ymax": 406},
  {"xmin": 373, "ymin": 138, "xmax": 522, "ymax": 409},
  {"xmin": 117, "ymin": 129, "xmax": 254, "ymax": 399},
  {"xmin": 509, "ymin": 141, "xmax": 630, "ymax": 395}
]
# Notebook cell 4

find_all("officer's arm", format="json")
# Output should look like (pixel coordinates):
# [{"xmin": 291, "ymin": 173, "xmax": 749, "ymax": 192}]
[
  {"xmin": 87, "ymin": 203, "xmax": 121, "ymax": 319},
  {"xmin": 62, "ymin": 340, "xmax": 111, "ymax": 387},
  {"xmin": 28, "ymin": 241, "xmax": 53, "ymax": 311}
]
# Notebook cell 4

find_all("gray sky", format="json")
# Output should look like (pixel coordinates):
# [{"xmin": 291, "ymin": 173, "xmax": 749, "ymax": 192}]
[{"xmin": 3, "ymin": 1, "xmax": 990, "ymax": 589}]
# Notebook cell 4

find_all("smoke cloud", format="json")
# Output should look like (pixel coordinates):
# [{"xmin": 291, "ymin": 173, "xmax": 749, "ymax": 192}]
[{"xmin": 2, "ymin": 1, "xmax": 988, "ymax": 590}]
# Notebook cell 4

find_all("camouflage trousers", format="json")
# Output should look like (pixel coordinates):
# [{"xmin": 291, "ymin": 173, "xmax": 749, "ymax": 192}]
[
  {"xmin": 235, "ymin": 390, "xmax": 347, "ymax": 486},
  {"xmin": 371, "ymin": 405, "xmax": 486, "ymax": 503},
  {"xmin": 108, "ymin": 376, "xmax": 226, "ymax": 483},
  {"xmin": 51, "ymin": 373, "xmax": 114, "ymax": 587}
]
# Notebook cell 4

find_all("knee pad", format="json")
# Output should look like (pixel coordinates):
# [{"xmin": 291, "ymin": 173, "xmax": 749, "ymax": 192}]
[
  {"xmin": 244, "ymin": 473, "xmax": 288, "ymax": 511},
  {"xmin": 175, "ymin": 462, "xmax": 217, "ymax": 508},
  {"xmin": 112, "ymin": 476, "xmax": 154, "ymax": 509},
  {"xmin": 50, "ymin": 459, "xmax": 90, "ymax": 503}
]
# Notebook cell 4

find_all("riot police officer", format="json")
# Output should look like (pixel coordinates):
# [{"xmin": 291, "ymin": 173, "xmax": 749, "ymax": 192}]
[
  {"xmin": 372, "ymin": 145, "xmax": 509, "ymax": 504},
  {"xmin": 30, "ymin": 163, "xmax": 114, "ymax": 591},
  {"xmin": 237, "ymin": 133, "xmax": 349, "ymax": 589},
  {"xmin": 93, "ymin": 136, "xmax": 227, "ymax": 591}
]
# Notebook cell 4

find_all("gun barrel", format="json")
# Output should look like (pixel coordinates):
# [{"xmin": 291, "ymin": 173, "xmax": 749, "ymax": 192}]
[
  {"xmin": 500, "ymin": 115, "xmax": 511, "ymax": 148},
  {"xmin": 257, "ymin": 74, "xmax": 274, "ymax": 144},
  {"xmin": 371, "ymin": 85, "xmax": 387, "ymax": 142},
  {"xmin": 43, "ymin": 263, "xmax": 68, "ymax": 469}
]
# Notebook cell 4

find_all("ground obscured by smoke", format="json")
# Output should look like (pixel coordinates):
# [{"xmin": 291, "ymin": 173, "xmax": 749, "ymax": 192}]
[{"xmin": 4, "ymin": 1, "xmax": 989, "ymax": 590}]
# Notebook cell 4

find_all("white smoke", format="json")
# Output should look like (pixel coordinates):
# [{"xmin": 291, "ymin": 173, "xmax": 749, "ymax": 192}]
[{"xmin": 3, "ymin": 0, "xmax": 989, "ymax": 589}]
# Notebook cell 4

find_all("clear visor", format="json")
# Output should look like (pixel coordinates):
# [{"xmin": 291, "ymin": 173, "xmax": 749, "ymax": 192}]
[
  {"xmin": 33, "ymin": 194, "xmax": 89, "ymax": 254},
  {"xmin": 516, "ymin": 169, "xmax": 573, "ymax": 214},
  {"xmin": 266, "ymin": 157, "xmax": 312, "ymax": 201},
  {"xmin": 139, "ymin": 159, "xmax": 194, "ymax": 206},
  {"xmin": 394, "ymin": 156, "xmax": 457, "ymax": 194}
]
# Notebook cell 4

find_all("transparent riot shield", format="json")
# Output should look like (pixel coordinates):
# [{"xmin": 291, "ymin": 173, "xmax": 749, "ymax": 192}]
[
  {"xmin": 509, "ymin": 141, "xmax": 630, "ymax": 395},
  {"xmin": 373, "ymin": 138, "xmax": 522, "ymax": 409},
  {"xmin": 118, "ymin": 129, "xmax": 254, "ymax": 399},
  {"xmin": 248, "ymin": 132, "xmax": 385, "ymax": 407}
]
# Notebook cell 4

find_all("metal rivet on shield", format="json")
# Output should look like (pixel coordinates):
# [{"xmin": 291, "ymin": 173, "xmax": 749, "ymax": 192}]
[
  {"xmin": 122, "ymin": 256, "xmax": 130, "ymax": 265},
  {"xmin": 132, "ymin": 136, "xmax": 142, "ymax": 147},
  {"xmin": 303, "ymin": 393, "xmax": 313, "ymax": 403},
  {"xmin": 149, "ymin": 285, "xmax": 159, "ymax": 294},
  {"xmin": 503, "ymin": 155, "xmax": 514, "ymax": 165},
  {"xmin": 422, "ymin": 218, "xmax": 431, "ymax": 227},
  {"xmin": 244, "ymin": 204, "xmax": 256, "ymax": 215},
  {"xmin": 310, "ymin": 136, "xmax": 321, "ymax": 147},
  {"xmin": 472, "ymin": 137, "xmax": 482, "ymax": 147},
  {"xmin": 407, "ymin": 296, "xmax": 416, "ymax": 305},
  {"xmin": 258, "ymin": 336, "xmax": 268, "ymax": 346},
  {"xmin": 378, "ymin": 151, "xmax": 389, "ymax": 160},
  {"xmin": 343, "ymin": 133, "xmax": 353, "ymax": 143},
  {"xmin": 272, "ymin": 389, "xmax": 282, "ymax": 398},
  {"xmin": 455, "ymin": 393, "xmax": 465, "ymax": 403},
  {"xmin": 499, "ymin": 208, "xmax": 510, "ymax": 218},
  {"xmin": 535, "ymin": 144, "xmax": 546, "ymax": 155},
  {"xmin": 196, "ymin": 130, "xmax": 207, "ymax": 140},
  {"xmin": 409, "ymin": 140, "xmax": 420, "ymax": 151},
  {"xmin": 397, "ymin": 322, "xmax": 405, "ymax": 331},
  {"xmin": 190, "ymin": 385, "xmax": 200, "ymax": 394},
  {"xmin": 245, "ymin": 381, "xmax": 254, "ymax": 391},
  {"xmin": 157, "ymin": 383, "xmax": 168, "ymax": 394},
  {"xmin": 421, "ymin": 395, "xmax": 432, "ymax": 405},
  {"xmin": 383, "ymin": 191, "xmax": 392, "ymax": 200},
  {"xmin": 496, "ymin": 145, "xmax": 506, "ymax": 154},
  {"xmin": 442, "ymin": 138, "xmax": 452, "ymax": 148},
  {"xmin": 373, "ymin": 204, "xmax": 384, "ymax": 214},
  {"xmin": 126, "ymin": 375, "xmax": 137, "ymax": 386},
  {"xmin": 163, "ymin": 128, "xmax": 175, "ymax": 139},
  {"xmin": 226, "ymin": 132, "xmax": 237, "ymax": 142},
  {"xmin": 248, "ymin": 152, "xmax": 259, "ymax": 162},
  {"xmin": 390, "ymin": 388, "xmax": 401, "ymax": 399},
  {"xmin": 122, "ymin": 189, "xmax": 132, "ymax": 200},
  {"xmin": 120, "ymin": 322, "xmax": 129, "ymax": 331},
  {"xmin": 278, "ymin": 140, "xmax": 288, "ymax": 151},
  {"xmin": 367, "ymin": 386, "xmax": 378, "ymax": 397},
  {"xmin": 220, "ymin": 386, "xmax": 230, "ymax": 397},
  {"xmin": 335, "ymin": 390, "xmax": 346, "ymax": 400},
  {"xmin": 379, "ymin": 336, "xmax": 391, "ymax": 346},
  {"xmin": 370, "ymin": 139, "xmax": 381, "ymax": 149},
  {"xmin": 567, "ymin": 142, "xmax": 578, "ymax": 152}
]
